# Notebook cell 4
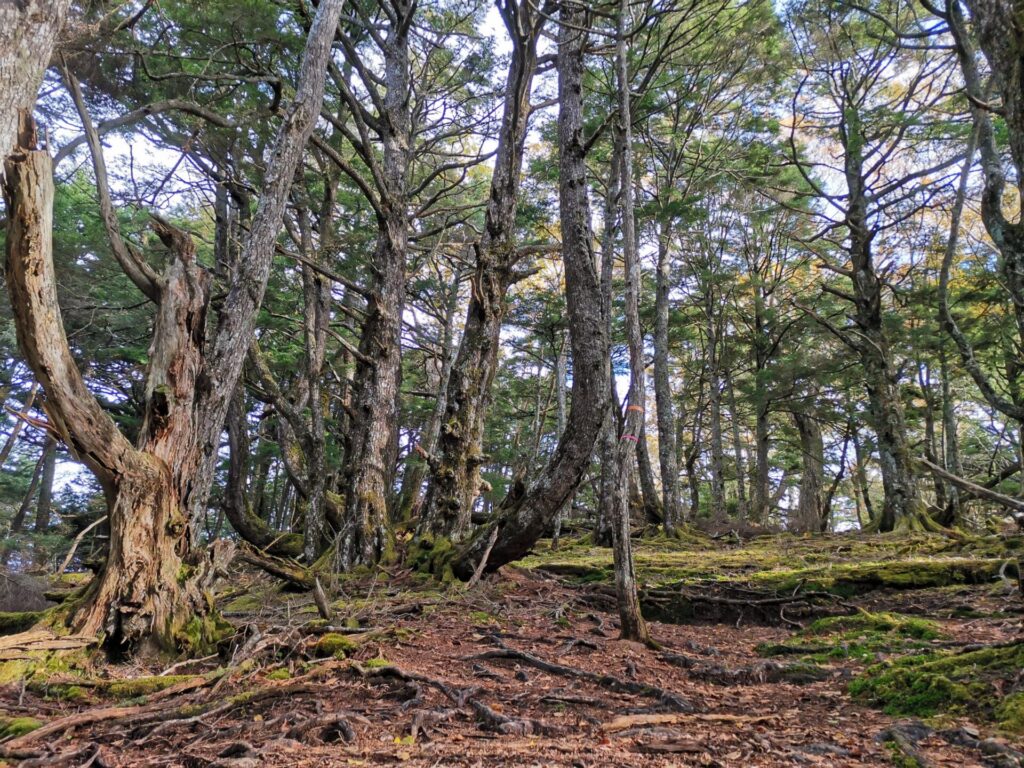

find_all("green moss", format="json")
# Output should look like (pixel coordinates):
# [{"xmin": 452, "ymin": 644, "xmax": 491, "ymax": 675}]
[
  {"xmin": 995, "ymin": 692, "xmax": 1024, "ymax": 734},
  {"xmin": 266, "ymin": 668, "xmax": 291, "ymax": 680},
  {"xmin": 409, "ymin": 533, "xmax": 457, "ymax": 583},
  {"xmin": 469, "ymin": 611, "xmax": 497, "ymax": 625},
  {"xmin": 222, "ymin": 591, "xmax": 267, "ymax": 613},
  {"xmin": 175, "ymin": 612, "xmax": 234, "ymax": 655},
  {"xmin": 0, "ymin": 611, "xmax": 43, "ymax": 636},
  {"xmin": 176, "ymin": 564, "xmax": 196, "ymax": 585},
  {"xmin": 850, "ymin": 643, "xmax": 1024, "ymax": 720},
  {"xmin": 364, "ymin": 657, "xmax": 390, "ymax": 668},
  {"xmin": 808, "ymin": 612, "xmax": 940, "ymax": 641},
  {"xmin": 314, "ymin": 632, "xmax": 359, "ymax": 659},
  {"xmin": 0, "ymin": 717, "xmax": 42, "ymax": 739},
  {"xmin": 105, "ymin": 675, "xmax": 194, "ymax": 699}
]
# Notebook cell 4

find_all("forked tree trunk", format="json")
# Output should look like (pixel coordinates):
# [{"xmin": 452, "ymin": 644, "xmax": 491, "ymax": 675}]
[
  {"xmin": 421, "ymin": 0, "xmax": 545, "ymax": 540},
  {"xmin": 339, "ymin": 11, "xmax": 412, "ymax": 566},
  {"xmin": 4, "ymin": 0, "xmax": 345, "ymax": 650},
  {"xmin": 5, "ymin": 141, "xmax": 215, "ymax": 648},
  {"xmin": 450, "ymin": 0, "xmax": 607, "ymax": 578}
]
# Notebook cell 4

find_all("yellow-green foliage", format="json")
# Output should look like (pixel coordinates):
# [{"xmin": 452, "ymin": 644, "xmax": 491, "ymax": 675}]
[
  {"xmin": 0, "ymin": 717, "xmax": 42, "ymax": 739},
  {"xmin": 807, "ymin": 612, "xmax": 940, "ymax": 640},
  {"xmin": 850, "ymin": 642, "xmax": 1024, "ymax": 719},
  {"xmin": 364, "ymin": 657, "xmax": 390, "ymax": 668},
  {"xmin": 314, "ymin": 632, "xmax": 359, "ymax": 659},
  {"xmin": 760, "ymin": 611, "xmax": 943, "ymax": 663},
  {"xmin": 266, "ymin": 668, "xmax": 291, "ymax": 680}
]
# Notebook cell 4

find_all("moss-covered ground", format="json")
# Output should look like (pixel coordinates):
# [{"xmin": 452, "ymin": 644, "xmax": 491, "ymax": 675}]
[
  {"xmin": 1, "ymin": 530, "xmax": 1021, "ymax": 766},
  {"xmin": 524, "ymin": 530, "xmax": 1024, "ymax": 740}
]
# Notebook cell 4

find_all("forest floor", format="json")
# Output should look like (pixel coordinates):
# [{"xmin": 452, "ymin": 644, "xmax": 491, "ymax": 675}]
[{"xmin": 1, "ymin": 530, "xmax": 1023, "ymax": 767}]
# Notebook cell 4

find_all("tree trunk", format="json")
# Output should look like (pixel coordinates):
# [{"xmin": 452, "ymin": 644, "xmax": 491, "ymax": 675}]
[
  {"xmin": 0, "ymin": 0, "xmax": 72, "ymax": 167},
  {"xmin": 224, "ymin": 388, "xmax": 303, "ymax": 558},
  {"xmin": 844, "ymin": 106, "xmax": 921, "ymax": 531},
  {"xmin": 610, "ymin": 0, "xmax": 650, "ymax": 644},
  {"xmin": 450, "ymin": 0, "xmax": 608, "ymax": 579},
  {"xmin": 726, "ymin": 373, "xmax": 748, "ymax": 519},
  {"xmin": 595, "ymin": 139, "xmax": 623, "ymax": 548},
  {"xmin": 793, "ymin": 410, "xmax": 825, "ymax": 533},
  {"xmin": 708, "ymin": 360, "xmax": 726, "ymax": 520},
  {"xmin": 4, "ymin": 0, "xmax": 345, "ymax": 650},
  {"xmin": 551, "ymin": 334, "xmax": 569, "ymax": 549},
  {"xmin": 398, "ymin": 284, "xmax": 459, "ymax": 522},
  {"xmin": 422, "ymin": 0, "xmax": 544, "ymax": 540},
  {"xmin": 340, "ymin": 10, "xmax": 412, "ymax": 567},
  {"xmin": 652, "ymin": 225, "xmax": 680, "ymax": 534},
  {"xmin": 939, "ymin": 350, "xmax": 963, "ymax": 524},
  {"xmin": 33, "ymin": 437, "xmax": 56, "ymax": 533}
]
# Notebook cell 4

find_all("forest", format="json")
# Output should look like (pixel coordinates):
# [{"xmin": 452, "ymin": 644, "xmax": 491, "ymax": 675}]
[{"xmin": 1, "ymin": 0, "xmax": 1024, "ymax": 765}]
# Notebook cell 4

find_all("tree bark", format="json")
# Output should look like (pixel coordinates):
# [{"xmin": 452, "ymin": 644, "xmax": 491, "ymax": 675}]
[
  {"xmin": 653, "ymin": 225, "xmax": 680, "ymax": 534},
  {"xmin": 450, "ymin": 0, "xmax": 608, "ymax": 579},
  {"xmin": 4, "ymin": 0, "xmax": 346, "ymax": 650},
  {"xmin": 337, "ymin": 2, "xmax": 414, "ymax": 567},
  {"xmin": 33, "ymin": 437, "xmax": 56, "ymax": 533},
  {"xmin": 793, "ymin": 409, "xmax": 825, "ymax": 533},
  {"xmin": 0, "ymin": 0, "xmax": 72, "ymax": 167},
  {"xmin": 610, "ymin": 0, "xmax": 651, "ymax": 643},
  {"xmin": 421, "ymin": 0, "xmax": 545, "ymax": 540}
]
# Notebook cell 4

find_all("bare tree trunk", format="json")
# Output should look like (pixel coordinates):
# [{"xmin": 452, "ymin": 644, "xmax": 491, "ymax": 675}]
[
  {"xmin": 852, "ymin": 426, "xmax": 876, "ymax": 527},
  {"xmin": 337, "ymin": 3, "xmax": 414, "ymax": 566},
  {"xmin": 4, "ymin": 0, "xmax": 346, "ymax": 650},
  {"xmin": 708, "ymin": 362, "xmax": 726, "ymax": 520},
  {"xmin": 595, "ymin": 141, "xmax": 623, "ymax": 548},
  {"xmin": 0, "ymin": 0, "xmax": 72, "ymax": 167},
  {"xmin": 422, "ymin": 1, "xmax": 545, "ymax": 540},
  {"xmin": 653, "ymin": 225, "xmax": 680, "ymax": 534},
  {"xmin": 610, "ymin": 0, "xmax": 650, "ymax": 644},
  {"xmin": 399, "ymin": 284, "xmax": 459, "ymax": 522},
  {"xmin": 33, "ymin": 437, "xmax": 56, "ymax": 533},
  {"xmin": 450, "ymin": 0, "xmax": 608, "ymax": 578},
  {"xmin": 551, "ymin": 334, "xmax": 568, "ymax": 549},
  {"xmin": 940, "ymin": 350, "xmax": 963, "ymax": 524},
  {"xmin": 726, "ymin": 374, "xmax": 748, "ymax": 519},
  {"xmin": 224, "ymin": 388, "xmax": 303, "ymax": 557},
  {"xmin": 793, "ymin": 410, "xmax": 825, "ymax": 533}
]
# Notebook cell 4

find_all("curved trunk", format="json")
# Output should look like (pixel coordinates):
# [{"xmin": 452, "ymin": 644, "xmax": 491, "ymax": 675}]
[
  {"xmin": 451, "ymin": 1, "xmax": 607, "ymax": 578},
  {"xmin": 422, "ymin": 0, "xmax": 544, "ymax": 540}
]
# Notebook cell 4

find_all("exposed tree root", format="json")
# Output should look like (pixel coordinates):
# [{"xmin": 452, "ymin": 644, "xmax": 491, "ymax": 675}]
[
  {"xmin": 471, "ymin": 636, "xmax": 693, "ymax": 712},
  {"xmin": 469, "ymin": 699, "xmax": 558, "ymax": 735},
  {"xmin": 659, "ymin": 652, "xmax": 829, "ymax": 685}
]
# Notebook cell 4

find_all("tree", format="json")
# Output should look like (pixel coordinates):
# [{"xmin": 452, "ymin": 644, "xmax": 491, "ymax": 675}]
[
  {"xmin": 3, "ymin": 0, "xmax": 346, "ymax": 650},
  {"xmin": 787, "ymin": 0, "xmax": 959, "ymax": 530},
  {"xmin": 450, "ymin": 0, "xmax": 609, "ymax": 579}
]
